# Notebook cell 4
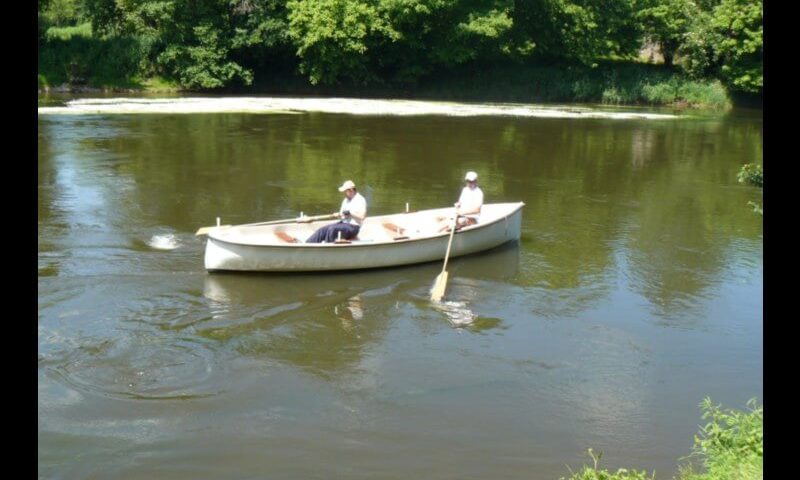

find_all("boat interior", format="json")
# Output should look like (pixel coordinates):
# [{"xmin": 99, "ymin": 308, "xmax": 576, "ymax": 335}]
[{"xmin": 211, "ymin": 203, "xmax": 520, "ymax": 246}]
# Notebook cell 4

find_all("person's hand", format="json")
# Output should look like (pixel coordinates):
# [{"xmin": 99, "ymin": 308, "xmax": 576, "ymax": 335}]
[
  {"xmin": 454, "ymin": 202, "xmax": 461, "ymax": 208},
  {"xmin": 342, "ymin": 210, "xmax": 351, "ymax": 217}
]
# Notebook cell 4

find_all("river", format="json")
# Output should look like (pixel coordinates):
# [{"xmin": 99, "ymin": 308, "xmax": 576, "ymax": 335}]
[{"xmin": 38, "ymin": 96, "xmax": 762, "ymax": 479}]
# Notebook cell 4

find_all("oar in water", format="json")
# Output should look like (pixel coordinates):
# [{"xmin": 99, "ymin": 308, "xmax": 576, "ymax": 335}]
[
  {"xmin": 195, "ymin": 213, "xmax": 338, "ymax": 236},
  {"xmin": 430, "ymin": 215, "xmax": 458, "ymax": 302}
]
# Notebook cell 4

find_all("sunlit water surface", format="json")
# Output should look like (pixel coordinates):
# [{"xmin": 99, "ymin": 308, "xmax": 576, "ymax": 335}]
[{"xmin": 38, "ymin": 96, "xmax": 762, "ymax": 479}]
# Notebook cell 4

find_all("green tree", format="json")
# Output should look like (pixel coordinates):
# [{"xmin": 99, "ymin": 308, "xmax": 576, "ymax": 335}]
[
  {"xmin": 286, "ymin": 0, "xmax": 399, "ymax": 85},
  {"xmin": 680, "ymin": 0, "xmax": 762, "ymax": 94},
  {"xmin": 41, "ymin": 0, "xmax": 85, "ymax": 27},
  {"xmin": 709, "ymin": 0, "xmax": 762, "ymax": 93},
  {"xmin": 510, "ymin": 0, "xmax": 641, "ymax": 65},
  {"xmin": 636, "ymin": 0, "xmax": 697, "ymax": 67},
  {"xmin": 158, "ymin": 23, "xmax": 254, "ymax": 88},
  {"xmin": 83, "ymin": 0, "xmax": 127, "ymax": 36},
  {"xmin": 375, "ymin": 0, "xmax": 517, "ymax": 85},
  {"xmin": 83, "ymin": 0, "xmax": 293, "ymax": 89}
]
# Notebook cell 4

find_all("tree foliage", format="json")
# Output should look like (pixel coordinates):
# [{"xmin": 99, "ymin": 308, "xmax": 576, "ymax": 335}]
[
  {"xmin": 636, "ymin": 0, "xmax": 697, "ymax": 67},
  {"xmin": 44, "ymin": 0, "xmax": 762, "ymax": 94},
  {"xmin": 287, "ymin": 0, "xmax": 398, "ymax": 85},
  {"xmin": 708, "ymin": 0, "xmax": 762, "ymax": 93}
]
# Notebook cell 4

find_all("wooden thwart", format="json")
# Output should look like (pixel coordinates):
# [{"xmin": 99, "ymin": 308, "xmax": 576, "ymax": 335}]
[
  {"xmin": 275, "ymin": 231, "xmax": 299, "ymax": 243},
  {"xmin": 195, "ymin": 225, "xmax": 231, "ymax": 236},
  {"xmin": 383, "ymin": 222, "xmax": 409, "ymax": 241}
]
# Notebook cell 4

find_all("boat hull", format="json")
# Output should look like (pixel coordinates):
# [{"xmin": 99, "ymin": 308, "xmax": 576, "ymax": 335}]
[{"xmin": 204, "ymin": 202, "xmax": 523, "ymax": 272}]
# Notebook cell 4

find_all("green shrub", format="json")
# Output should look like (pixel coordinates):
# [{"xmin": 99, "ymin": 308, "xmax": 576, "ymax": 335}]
[
  {"xmin": 679, "ymin": 398, "xmax": 762, "ymax": 480},
  {"xmin": 737, "ymin": 163, "xmax": 763, "ymax": 187},
  {"xmin": 38, "ymin": 35, "xmax": 147, "ymax": 87}
]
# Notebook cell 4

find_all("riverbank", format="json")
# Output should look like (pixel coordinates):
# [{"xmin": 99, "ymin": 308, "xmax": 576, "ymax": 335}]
[
  {"xmin": 242, "ymin": 61, "xmax": 735, "ymax": 110},
  {"xmin": 38, "ymin": 34, "xmax": 736, "ymax": 111},
  {"xmin": 37, "ymin": 63, "xmax": 734, "ymax": 110}
]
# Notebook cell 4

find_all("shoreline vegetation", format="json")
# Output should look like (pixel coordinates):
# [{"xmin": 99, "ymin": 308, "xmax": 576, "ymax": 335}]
[
  {"xmin": 562, "ymin": 398, "xmax": 763, "ymax": 480},
  {"xmin": 38, "ymin": 50, "xmax": 733, "ymax": 110},
  {"xmin": 38, "ymin": 0, "xmax": 761, "ymax": 111}
]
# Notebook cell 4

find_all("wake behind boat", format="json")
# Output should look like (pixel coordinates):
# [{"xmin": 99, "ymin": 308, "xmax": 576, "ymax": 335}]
[{"xmin": 201, "ymin": 202, "xmax": 524, "ymax": 272}]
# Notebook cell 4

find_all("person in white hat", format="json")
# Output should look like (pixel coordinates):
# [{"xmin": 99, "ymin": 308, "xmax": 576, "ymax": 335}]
[
  {"xmin": 305, "ymin": 180, "xmax": 368, "ymax": 243},
  {"xmin": 442, "ymin": 171, "xmax": 484, "ymax": 231}
]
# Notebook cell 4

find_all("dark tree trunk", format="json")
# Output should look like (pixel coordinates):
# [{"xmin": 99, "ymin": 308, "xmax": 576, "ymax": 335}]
[{"xmin": 663, "ymin": 49, "xmax": 674, "ymax": 67}]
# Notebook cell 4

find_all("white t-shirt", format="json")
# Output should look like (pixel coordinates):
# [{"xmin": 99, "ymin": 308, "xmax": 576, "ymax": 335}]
[
  {"xmin": 340, "ymin": 192, "xmax": 367, "ymax": 226},
  {"xmin": 458, "ymin": 186, "xmax": 484, "ymax": 220}
]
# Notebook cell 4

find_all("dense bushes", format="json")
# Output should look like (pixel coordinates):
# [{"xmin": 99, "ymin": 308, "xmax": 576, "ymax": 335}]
[
  {"xmin": 411, "ymin": 62, "xmax": 730, "ymax": 109},
  {"xmin": 39, "ymin": 33, "xmax": 146, "ymax": 87}
]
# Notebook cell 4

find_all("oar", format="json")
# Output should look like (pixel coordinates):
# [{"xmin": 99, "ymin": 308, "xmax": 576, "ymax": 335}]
[
  {"xmin": 195, "ymin": 213, "xmax": 338, "ymax": 236},
  {"xmin": 430, "ymin": 215, "xmax": 458, "ymax": 302}
]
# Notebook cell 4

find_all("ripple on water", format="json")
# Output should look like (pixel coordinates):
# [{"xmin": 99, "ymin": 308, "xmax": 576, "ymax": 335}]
[
  {"xmin": 119, "ymin": 291, "xmax": 215, "ymax": 330},
  {"xmin": 47, "ymin": 334, "xmax": 223, "ymax": 400}
]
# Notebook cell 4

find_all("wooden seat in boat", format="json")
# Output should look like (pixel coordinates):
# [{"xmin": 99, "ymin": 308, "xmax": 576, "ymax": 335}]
[
  {"xmin": 276, "ymin": 231, "xmax": 299, "ymax": 243},
  {"xmin": 382, "ymin": 222, "xmax": 409, "ymax": 241}
]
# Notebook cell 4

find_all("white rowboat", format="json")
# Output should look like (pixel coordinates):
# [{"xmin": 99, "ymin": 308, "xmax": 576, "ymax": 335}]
[{"xmin": 203, "ymin": 202, "xmax": 524, "ymax": 272}]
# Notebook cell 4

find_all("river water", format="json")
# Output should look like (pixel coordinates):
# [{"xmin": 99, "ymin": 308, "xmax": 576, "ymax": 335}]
[{"xmin": 38, "ymin": 96, "xmax": 762, "ymax": 479}]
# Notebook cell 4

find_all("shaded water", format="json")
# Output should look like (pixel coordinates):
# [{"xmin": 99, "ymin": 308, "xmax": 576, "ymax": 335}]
[{"xmin": 38, "ymin": 97, "xmax": 762, "ymax": 479}]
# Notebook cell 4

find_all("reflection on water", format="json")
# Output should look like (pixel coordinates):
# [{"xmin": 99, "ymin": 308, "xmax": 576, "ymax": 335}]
[
  {"xmin": 202, "ymin": 241, "xmax": 520, "ymax": 329},
  {"xmin": 38, "ymin": 104, "xmax": 762, "ymax": 479},
  {"xmin": 202, "ymin": 241, "xmax": 521, "ymax": 304},
  {"xmin": 335, "ymin": 294, "xmax": 364, "ymax": 327},
  {"xmin": 193, "ymin": 244, "xmax": 524, "ymax": 380}
]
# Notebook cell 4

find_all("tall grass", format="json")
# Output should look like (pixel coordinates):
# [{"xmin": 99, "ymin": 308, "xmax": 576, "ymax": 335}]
[{"xmin": 559, "ymin": 449, "xmax": 655, "ymax": 480}]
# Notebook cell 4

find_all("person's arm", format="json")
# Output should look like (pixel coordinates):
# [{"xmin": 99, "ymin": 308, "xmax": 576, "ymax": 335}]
[
  {"xmin": 454, "ymin": 188, "xmax": 466, "ymax": 214},
  {"xmin": 335, "ymin": 198, "xmax": 348, "ymax": 219}
]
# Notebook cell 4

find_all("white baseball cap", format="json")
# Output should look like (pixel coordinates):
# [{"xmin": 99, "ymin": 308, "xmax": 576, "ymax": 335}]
[
  {"xmin": 465, "ymin": 171, "xmax": 478, "ymax": 182},
  {"xmin": 338, "ymin": 180, "xmax": 356, "ymax": 192}
]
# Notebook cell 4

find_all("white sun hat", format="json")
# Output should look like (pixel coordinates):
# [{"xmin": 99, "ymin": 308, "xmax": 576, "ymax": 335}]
[
  {"xmin": 338, "ymin": 180, "xmax": 356, "ymax": 192},
  {"xmin": 465, "ymin": 171, "xmax": 478, "ymax": 181}
]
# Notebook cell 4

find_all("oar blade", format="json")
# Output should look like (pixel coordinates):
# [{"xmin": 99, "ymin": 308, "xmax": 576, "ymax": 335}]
[
  {"xmin": 195, "ymin": 225, "xmax": 231, "ymax": 236},
  {"xmin": 430, "ymin": 271, "xmax": 449, "ymax": 302}
]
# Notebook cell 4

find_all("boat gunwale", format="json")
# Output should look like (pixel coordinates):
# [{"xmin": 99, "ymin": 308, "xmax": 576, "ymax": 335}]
[{"xmin": 207, "ymin": 202, "xmax": 525, "ymax": 248}]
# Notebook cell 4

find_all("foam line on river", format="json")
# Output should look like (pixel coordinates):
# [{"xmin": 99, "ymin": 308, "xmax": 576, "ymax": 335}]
[{"xmin": 38, "ymin": 97, "xmax": 679, "ymax": 119}]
